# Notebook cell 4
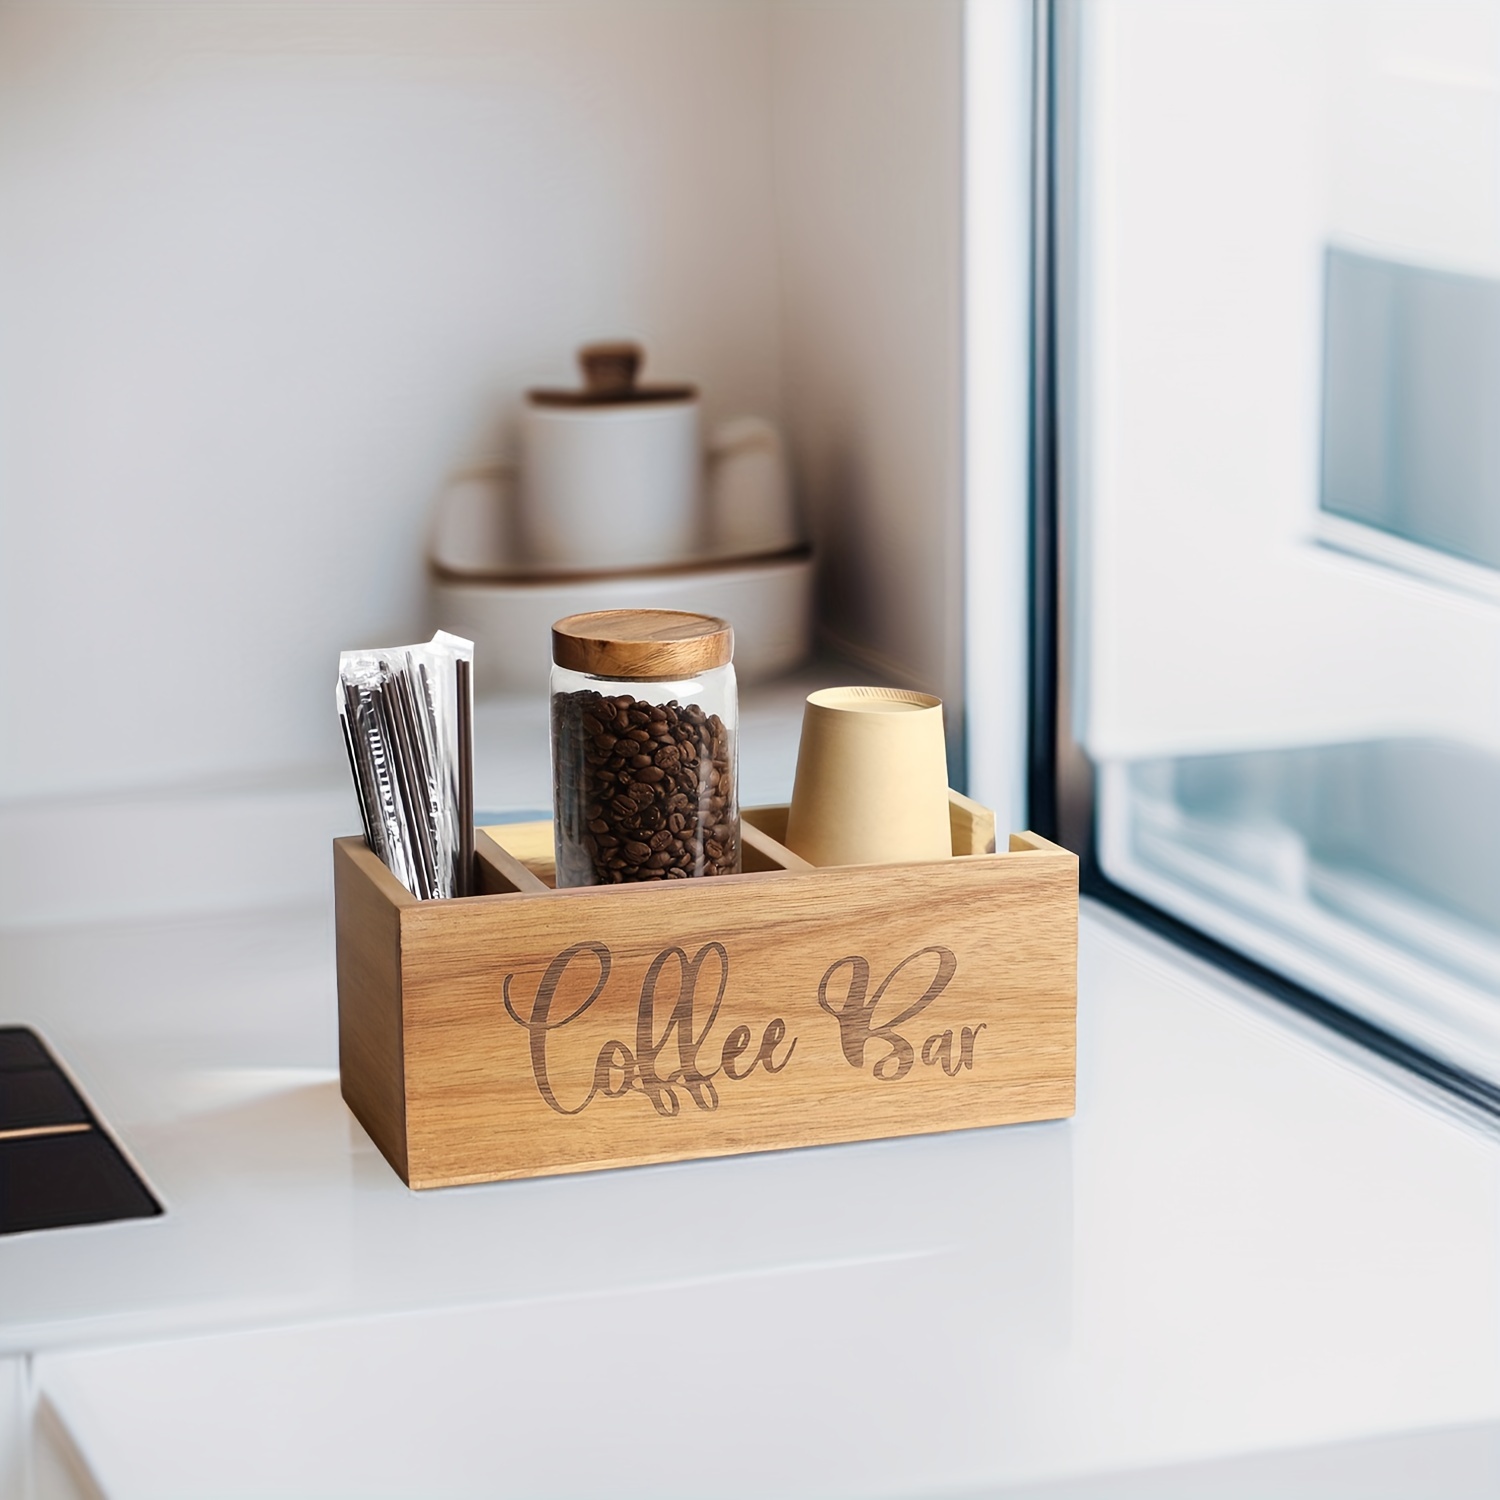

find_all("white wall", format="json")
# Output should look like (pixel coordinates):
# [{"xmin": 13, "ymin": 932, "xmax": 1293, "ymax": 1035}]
[
  {"xmin": 771, "ymin": 0, "xmax": 966, "ymax": 715},
  {"xmin": 0, "ymin": 0, "xmax": 1031, "ymax": 875},
  {"xmin": 770, "ymin": 0, "xmax": 1030, "ymax": 821},
  {"xmin": 0, "ymin": 1, "xmax": 786, "ymax": 800}
]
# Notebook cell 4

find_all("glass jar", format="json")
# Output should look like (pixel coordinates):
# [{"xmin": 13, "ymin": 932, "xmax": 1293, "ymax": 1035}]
[{"xmin": 550, "ymin": 609, "xmax": 739, "ymax": 887}]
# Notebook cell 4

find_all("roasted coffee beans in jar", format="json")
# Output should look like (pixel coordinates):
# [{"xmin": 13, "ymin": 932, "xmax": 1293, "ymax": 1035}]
[{"xmin": 551, "ymin": 609, "xmax": 739, "ymax": 887}]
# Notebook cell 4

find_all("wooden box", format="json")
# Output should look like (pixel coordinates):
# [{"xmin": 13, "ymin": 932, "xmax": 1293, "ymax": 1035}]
[{"xmin": 334, "ymin": 794, "xmax": 1078, "ymax": 1189}]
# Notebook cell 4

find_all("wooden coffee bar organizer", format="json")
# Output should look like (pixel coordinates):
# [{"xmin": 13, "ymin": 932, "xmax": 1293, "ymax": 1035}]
[{"xmin": 334, "ymin": 792, "xmax": 1078, "ymax": 1189}]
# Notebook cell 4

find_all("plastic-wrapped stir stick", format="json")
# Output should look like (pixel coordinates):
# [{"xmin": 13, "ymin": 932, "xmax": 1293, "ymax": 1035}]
[{"xmin": 337, "ymin": 632, "xmax": 474, "ymax": 899}]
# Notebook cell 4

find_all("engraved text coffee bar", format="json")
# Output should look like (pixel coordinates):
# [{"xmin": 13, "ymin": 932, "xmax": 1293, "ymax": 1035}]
[{"xmin": 334, "ymin": 794, "xmax": 1077, "ymax": 1188}]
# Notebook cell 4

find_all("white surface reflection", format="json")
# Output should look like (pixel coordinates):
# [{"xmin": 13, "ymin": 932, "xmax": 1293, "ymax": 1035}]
[{"xmin": 5, "ymin": 902, "xmax": 1495, "ymax": 1495}]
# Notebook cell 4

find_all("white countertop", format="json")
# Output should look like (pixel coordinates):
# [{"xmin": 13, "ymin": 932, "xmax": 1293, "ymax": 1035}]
[{"xmin": 4, "ymin": 886, "xmax": 1498, "ymax": 1496}]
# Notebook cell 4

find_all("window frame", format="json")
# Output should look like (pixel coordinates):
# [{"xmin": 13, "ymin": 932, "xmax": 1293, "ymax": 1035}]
[{"xmin": 1024, "ymin": 0, "xmax": 1500, "ymax": 1117}]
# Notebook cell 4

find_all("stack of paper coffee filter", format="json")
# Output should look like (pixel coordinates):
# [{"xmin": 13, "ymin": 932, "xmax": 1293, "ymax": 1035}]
[{"xmin": 428, "ymin": 341, "xmax": 814, "ymax": 693}]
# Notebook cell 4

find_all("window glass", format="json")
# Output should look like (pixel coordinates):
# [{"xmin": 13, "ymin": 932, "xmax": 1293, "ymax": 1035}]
[{"xmin": 1068, "ymin": 0, "xmax": 1500, "ymax": 1081}]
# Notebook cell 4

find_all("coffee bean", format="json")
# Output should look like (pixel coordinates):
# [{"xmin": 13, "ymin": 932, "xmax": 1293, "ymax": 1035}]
[{"xmin": 553, "ymin": 684, "xmax": 739, "ymax": 886}]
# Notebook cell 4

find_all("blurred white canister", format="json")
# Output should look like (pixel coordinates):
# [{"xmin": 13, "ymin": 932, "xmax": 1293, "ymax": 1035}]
[{"xmin": 518, "ymin": 342, "xmax": 702, "ymax": 572}]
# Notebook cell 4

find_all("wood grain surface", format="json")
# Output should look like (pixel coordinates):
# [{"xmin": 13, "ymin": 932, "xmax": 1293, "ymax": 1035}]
[
  {"xmin": 483, "ymin": 810, "xmax": 811, "ymax": 882},
  {"xmin": 474, "ymin": 829, "xmax": 550, "ymax": 896},
  {"xmin": 478, "ymin": 821, "xmax": 557, "ymax": 884},
  {"xmin": 334, "ymin": 838, "xmax": 415, "ymax": 1181},
  {"xmin": 550, "ymin": 608, "xmax": 732, "ymax": 679},
  {"xmin": 948, "ymin": 788, "xmax": 997, "ymax": 855},
  {"xmin": 336, "ymin": 799, "xmax": 1077, "ymax": 1190}
]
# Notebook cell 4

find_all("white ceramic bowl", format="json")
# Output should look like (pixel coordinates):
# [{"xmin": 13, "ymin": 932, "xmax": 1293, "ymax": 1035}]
[{"xmin": 431, "ymin": 549, "xmax": 815, "ymax": 694}]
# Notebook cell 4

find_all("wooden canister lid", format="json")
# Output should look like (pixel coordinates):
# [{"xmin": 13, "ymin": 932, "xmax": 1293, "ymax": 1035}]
[
  {"xmin": 528, "ymin": 341, "xmax": 696, "ymax": 408},
  {"xmin": 552, "ymin": 609, "xmax": 733, "ymax": 680}
]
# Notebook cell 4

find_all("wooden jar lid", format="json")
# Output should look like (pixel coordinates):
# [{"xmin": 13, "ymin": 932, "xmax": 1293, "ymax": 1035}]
[
  {"xmin": 552, "ymin": 609, "xmax": 733, "ymax": 680},
  {"xmin": 528, "ymin": 341, "xmax": 696, "ymax": 408}
]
